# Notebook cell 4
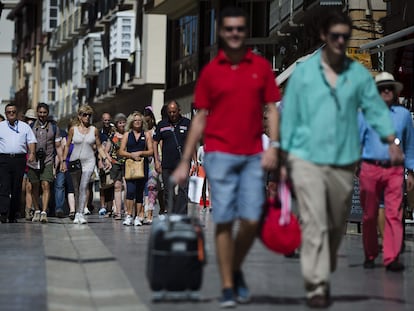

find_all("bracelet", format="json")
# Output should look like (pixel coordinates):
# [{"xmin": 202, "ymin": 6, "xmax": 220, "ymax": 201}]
[{"xmin": 269, "ymin": 141, "xmax": 281, "ymax": 149}]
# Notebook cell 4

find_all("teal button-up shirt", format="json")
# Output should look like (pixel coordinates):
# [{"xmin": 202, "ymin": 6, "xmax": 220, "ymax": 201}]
[{"xmin": 281, "ymin": 49, "xmax": 395, "ymax": 166}]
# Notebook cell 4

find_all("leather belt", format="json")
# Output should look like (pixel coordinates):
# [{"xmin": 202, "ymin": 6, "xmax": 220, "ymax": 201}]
[
  {"xmin": 0, "ymin": 153, "xmax": 26, "ymax": 158},
  {"xmin": 363, "ymin": 159, "xmax": 392, "ymax": 168}
]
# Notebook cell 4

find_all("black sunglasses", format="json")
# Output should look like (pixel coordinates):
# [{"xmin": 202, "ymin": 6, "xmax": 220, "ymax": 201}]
[
  {"xmin": 378, "ymin": 85, "xmax": 394, "ymax": 92},
  {"xmin": 223, "ymin": 26, "xmax": 246, "ymax": 33},
  {"xmin": 82, "ymin": 113, "xmax": 92, "ymax": 117},
  {"xmin": 328, "ymin": 32, "xmax": 351, "ymax": 42},
  {"xmin": 5, "ymin": 110, "xmax": 17, "ymax": 114}
]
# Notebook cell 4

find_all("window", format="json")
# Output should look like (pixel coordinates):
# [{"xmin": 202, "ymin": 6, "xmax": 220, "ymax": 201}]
[
  {"xmin": 41, "ymin": 62, "xmax": 57, "ymax": 104},
  {"xmin": 109, "ymin": 11, "xmax": 135, "ymax": 61},
  {"xmin": 42, "ymin": 0, "xmax": 60, "ymax": 33}
]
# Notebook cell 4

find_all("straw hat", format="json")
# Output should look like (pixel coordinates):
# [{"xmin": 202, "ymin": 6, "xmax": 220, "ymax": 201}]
[
  {"xmin": 24, "ymin": 108, "xmax": 36, "ymax": 120},
  {"xmin": 375, "ymin": 72, "xmax": 403, "ymax": 93}
]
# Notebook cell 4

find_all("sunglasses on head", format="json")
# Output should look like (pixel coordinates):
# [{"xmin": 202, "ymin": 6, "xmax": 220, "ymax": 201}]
[
  {"xmin": 378, "ymin": 85, "xmax": 394, "ymax": 92},
  {"xmin": 328, "ymin": 32, "xmax": 351, "ymax": 41},
  {"xmin": 82, "ymin": 113, "xmax": 92, "ymax": 117},
  {"xmin": 223, "ymin": 26, "xmax": 246, "ymax": 33}
]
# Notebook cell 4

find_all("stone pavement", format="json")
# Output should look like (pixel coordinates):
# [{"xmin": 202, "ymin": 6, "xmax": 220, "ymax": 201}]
[{"xmin": 1, "ymin": 206, "xmax": 414, "ymax": 311}]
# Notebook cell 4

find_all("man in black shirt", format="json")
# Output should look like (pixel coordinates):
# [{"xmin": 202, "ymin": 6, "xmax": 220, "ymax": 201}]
[{"xmin": 153, "ymin": 101, "xmax": 193, "ymax": 215}]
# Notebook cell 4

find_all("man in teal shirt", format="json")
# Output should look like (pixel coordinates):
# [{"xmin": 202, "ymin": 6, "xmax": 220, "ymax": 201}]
[{"xmin": 281, "ymin": 11, "xmax": 403, "ymax": 309}]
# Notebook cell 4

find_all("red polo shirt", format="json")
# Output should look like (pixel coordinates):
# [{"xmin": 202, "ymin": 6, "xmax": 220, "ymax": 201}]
[{"xmin": 194, "ymin": 49, "xmax": 281, "ymax": 155}]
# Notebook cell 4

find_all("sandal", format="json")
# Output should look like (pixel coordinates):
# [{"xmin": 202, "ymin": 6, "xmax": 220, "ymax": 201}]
[
  {"xmin": 114, "ymin": 214, "xmax": 122, "ymax": 220},
  {"xmin": 69, "ymin": 211, "xmax": 75, "ymax": 220},
  {"xmin": 104, "ymin": 212, "xmax": 113, "ymax": 218}
]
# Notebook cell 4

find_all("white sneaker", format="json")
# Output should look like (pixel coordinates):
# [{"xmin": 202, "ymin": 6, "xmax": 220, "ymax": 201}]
[
  {"xmin": 32, "ymin": 210, "xmax": 41, "ymax": 222},
  {"xmin": 73, "ymin": 213, "xmax": 80, "ymax": 224},
  {"xmin": 98, "ymin": 207, "xmax": 107, "ymax": 215},
  {"xmin": 84, "ymin": 207, "xmax": 91, "ymax": 215},
  {"xmin": 123, "ymin": 215, "xmax": 133, "ymax": 226},
  {"xmin": 78, "ymin": 213, "xmax": 87, "ymax": 224},
  {"xmin": 134, "ymin": 216, "xmax": 142, "ymax": 226}
]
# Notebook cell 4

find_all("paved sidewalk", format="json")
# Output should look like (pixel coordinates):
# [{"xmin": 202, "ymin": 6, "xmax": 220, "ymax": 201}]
[{"xmin": 1, "ymin": 206, "xmax": 414, "ymax": 311}]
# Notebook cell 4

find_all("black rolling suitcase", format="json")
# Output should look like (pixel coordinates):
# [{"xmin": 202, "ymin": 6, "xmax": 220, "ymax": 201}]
[{"xmin": 146, "ymin": 179, "xmax": 206, "ymax": 301}]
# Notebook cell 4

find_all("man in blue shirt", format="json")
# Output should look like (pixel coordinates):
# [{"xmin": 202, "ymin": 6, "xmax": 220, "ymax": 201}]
[
  {"xmin": 281, "ymin": 12, "xmax": 404, "ymax": 308},
  {"xmin": 359, "ymin": 72, "xmax": 414, "ymax": 272}
]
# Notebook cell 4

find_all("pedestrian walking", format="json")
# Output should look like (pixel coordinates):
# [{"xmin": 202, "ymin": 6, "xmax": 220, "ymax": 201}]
[
  {"xmin": 61, "ymin": 105, "xmax": 110, "ymax": 224},
  {"xmin": 105, "ymin": 113, "xmax": 127, "ymax": 220},
  {"xmin": 28, "ymin": 103, "xmax": 62, "ymax": 223},
  {"xmin": 173, "ymin": 7, "xmax": 281, "ymax": 308},
  {"xmin": 359, "ymin": 72, "xmax": 414, "ymax": 271},
  {"xmin": 0, "ymin": 103, "xmax": 37, "ymax": 223},
  {"xmin": 280, "ymin": 11, "xmax": 404, "ymax": 308},
  {"xmin": 153, "ymin": 101, "xmax": 193, "ymax": 215},
  {"xmin": 119, "ymin": 111, "xmax": 154, "ymax": 226}
]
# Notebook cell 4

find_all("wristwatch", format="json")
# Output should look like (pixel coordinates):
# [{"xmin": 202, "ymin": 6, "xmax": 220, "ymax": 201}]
[
  {"xmin": 269, "ymin": 141, "xmax": 280, "ymax": 149},
  {"xmin": 392, "ymin": 137, "xmax": 401, "ymax": 146}
]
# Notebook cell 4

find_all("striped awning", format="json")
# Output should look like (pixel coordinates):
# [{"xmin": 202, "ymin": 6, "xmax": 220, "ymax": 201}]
[{"xmin": 320, "ymin": 0, "xmax": 343, "ymax": 5}]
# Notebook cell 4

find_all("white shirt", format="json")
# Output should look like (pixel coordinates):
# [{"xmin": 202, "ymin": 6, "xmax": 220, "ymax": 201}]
[{"xmin": 0, "ymin": 120, "xmax": 37, "ymax": 154}]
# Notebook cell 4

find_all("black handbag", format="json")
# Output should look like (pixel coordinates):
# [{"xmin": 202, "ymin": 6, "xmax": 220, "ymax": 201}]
[{"xmin": 68, "ymin": 159, "xmax": 82, "ymax": 172}]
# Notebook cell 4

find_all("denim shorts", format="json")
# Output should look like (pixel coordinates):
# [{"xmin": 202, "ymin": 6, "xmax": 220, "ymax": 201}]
[{"xmin": 204, "ymin": 152, "xmax": 265, "ymax": 224}]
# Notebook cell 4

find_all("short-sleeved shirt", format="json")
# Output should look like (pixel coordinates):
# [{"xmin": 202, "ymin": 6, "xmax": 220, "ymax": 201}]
[
  {"xmin": 153, "ymin": 117, "xmax": 191, "ymax": 169},
  {"xmin": 194, "ymin": 49, "xmax": 281, "ymax": 155},
  {"xmin": 29, "ymin": 120, "xmax": 61, "ymax": 167},
  {"xmin": 99, "ymin": 126, "xmax": 113, "ymax": 145},
  {"xmin": 0, "ymin": 120, "xmax": 37, "ymax": 154}
]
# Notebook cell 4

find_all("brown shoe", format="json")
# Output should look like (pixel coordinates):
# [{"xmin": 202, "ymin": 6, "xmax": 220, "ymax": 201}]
[{"xmin": 306, "ymin": 294, "xmax": 331, "ymax": 308}]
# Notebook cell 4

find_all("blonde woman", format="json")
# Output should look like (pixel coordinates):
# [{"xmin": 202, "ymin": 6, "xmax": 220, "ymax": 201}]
[
  {"xmin": 119, "ymin": 111, "xmax": 153, "ymax": 226},
  {"xmin": 61, "ymin": 105, "xmax": 110, "ymax": 224}
]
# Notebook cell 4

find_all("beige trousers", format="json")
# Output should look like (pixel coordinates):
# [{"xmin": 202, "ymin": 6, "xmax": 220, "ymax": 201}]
[{"xmin": 288, "ymin": 155, "xmax": 356, "ymax": 295}]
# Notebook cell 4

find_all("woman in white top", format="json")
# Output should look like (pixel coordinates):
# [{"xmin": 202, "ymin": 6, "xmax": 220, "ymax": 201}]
[{"xmin": 61, "ymin": 105, "xmax": 110, "ymax": 224}]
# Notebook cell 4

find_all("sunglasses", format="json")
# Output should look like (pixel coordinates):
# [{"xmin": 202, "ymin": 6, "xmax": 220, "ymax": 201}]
[
  {"xmin": 103, "ymin": 119, "xmax": 111, "ymax": 122},
  {"xmin": 6, "ymin": 110, "xmax": 17, "ymax": 114},
  {"xmin": 328, "ymin": 32, "xmax": 351, "ymax": 42},
  {"xmin": 223, "ymin": 26, "xmax": 246, "ymax": 33},
  {"xmin": 82, "ymin": 113, "xmax": 92, "ymax": 118},
  {"xmin": 378, "ymin": 85, "xmax": 394, "ymax": 93}
]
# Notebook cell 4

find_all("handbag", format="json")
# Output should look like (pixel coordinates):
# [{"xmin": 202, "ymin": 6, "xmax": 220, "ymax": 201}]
[
  {"xmin": 125, "ymin": 158, "xmax": 145, "ymax": 180},
  {"xmin": 260, "ymin": 181, "xmax": 301, "ymax": 255},
  {"xmin": 99, "ymin": 168, "xmax": 114, "ymax": 189},
  {"xmin": 68, "ymin": 159, "xmax": 82, "ymax": 173}
]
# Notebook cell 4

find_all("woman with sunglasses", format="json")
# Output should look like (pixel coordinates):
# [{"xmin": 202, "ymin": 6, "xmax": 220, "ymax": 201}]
[
  {"xmin": 61, "ymin": 105, "xmax": 110, "ymax": 224},
  {"xmin": 119, "ymin": 111, "xmax": 154, "ymax": 226}
]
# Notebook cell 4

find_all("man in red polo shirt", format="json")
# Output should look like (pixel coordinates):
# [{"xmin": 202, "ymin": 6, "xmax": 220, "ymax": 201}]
[{"xmin": 173, "ymin": 6, "xmax": 281, "ymax": 308}]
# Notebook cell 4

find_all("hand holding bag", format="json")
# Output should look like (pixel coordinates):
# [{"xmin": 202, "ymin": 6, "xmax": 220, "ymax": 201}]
[
  {"xmin": 125, "ymin": 158, "xmax": 145, "ymax": 180},
  {"xmin": 99, "ymin": 168, "xmax": 115, "ymax": 189},
  {"xmin": 260, "ymin": 181, "xmax": 301, "ymax": 255}
]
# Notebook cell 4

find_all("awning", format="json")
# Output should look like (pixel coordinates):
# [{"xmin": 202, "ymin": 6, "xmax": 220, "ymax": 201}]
[
  {"xmin": 320, "ymin": 0, "xmax": 343, "ymax": 5},
  {"xmin": 360, "ymin": 25, "xmax": 414, "ymax": 54},
  {"xmin": 276, "ymin": 47, "xmax": 321, "ymax": 86}
]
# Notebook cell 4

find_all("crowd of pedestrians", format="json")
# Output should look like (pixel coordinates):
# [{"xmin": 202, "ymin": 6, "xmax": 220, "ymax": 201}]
[{"xmin": 1, "ymin": 7, "xmax": 413, "ymax": 310}]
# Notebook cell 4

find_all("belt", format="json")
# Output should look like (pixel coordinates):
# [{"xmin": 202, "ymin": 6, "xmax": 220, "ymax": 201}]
[
  {"xmin": 0, "ymin": 153, "xmax": 26, "ymax": 158},
  {"xmin": 363, "ymin": 159, "xmax": 392, "ymax": 168}
]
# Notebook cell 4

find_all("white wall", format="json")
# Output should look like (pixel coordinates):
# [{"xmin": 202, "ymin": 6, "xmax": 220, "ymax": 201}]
[{"xmin": 0, "ymin": 8, "xmax": 15, "ymax": 103}]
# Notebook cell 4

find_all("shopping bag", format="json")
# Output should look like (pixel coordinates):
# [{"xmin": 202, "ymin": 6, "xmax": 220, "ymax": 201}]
[
  {"xmin": 188, "ymin": 175, "xmax": 204, "ymax": 203},
  {"xmin": 125, "ymin": 158, "xmax": 145, "ymax": 180},
  {"xmin": 260, "ymin": 181, "xmax": 301, "ymax": 255}
]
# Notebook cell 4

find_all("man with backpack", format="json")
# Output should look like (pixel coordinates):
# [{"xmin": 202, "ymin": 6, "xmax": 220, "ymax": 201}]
[{"xmin": 28, "ymin": 103, "xmax": 62, "ymax": 223}]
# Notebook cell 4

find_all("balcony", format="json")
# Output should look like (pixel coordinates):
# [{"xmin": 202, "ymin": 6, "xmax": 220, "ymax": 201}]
[{"xmin": 144, "ymin": 0, "xmax": 197, "ymax": 19}]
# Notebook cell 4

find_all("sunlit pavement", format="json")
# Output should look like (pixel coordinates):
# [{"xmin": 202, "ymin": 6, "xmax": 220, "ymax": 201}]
[{"xmin": 1, "ymin": 205, "xmax": 414, "ymax": 311}]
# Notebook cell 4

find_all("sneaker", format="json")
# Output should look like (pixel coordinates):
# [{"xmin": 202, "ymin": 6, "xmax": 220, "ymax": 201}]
[
  {"xmin": 32, "ymin": 210, "xmax": 41, "ymax": 222},
  {"xmin": 25, "ymin": 208, "xmax": 32, "ymax": 221},
  {"xmin": 78, "ymin": 213, "xmax": 87, "ymax": 224},
  {"xmin": 220, "ymin": 288, "xmax": 236, "ymax": 308},
  {"xmin": 40, "ymin": 211, "xmax": 48, "ymax": 223},
  {"xmin": 233, "ymin": 271, "xmax": 250, "ymax": 303},
  {"xmin": 123, "ymin": 215, "xmax": 133, "ymax": 226},
  {"xmin": 56, "ymin": 209, "xmax": 65, "ymax": 218},
  {"xmin": 84, "ymin": 207, "xmax": 91, "ymax": 215},
  {"xmin": 98, "ymin": 207, "xmax": 107, "ymax": 216},
  {"xmin": 73, "ymin": 213, "xmax": 81, "ymax": 224},
  {"xmin": 134, "ymin": 216, "xmax": 142, "ymax": 226}
]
